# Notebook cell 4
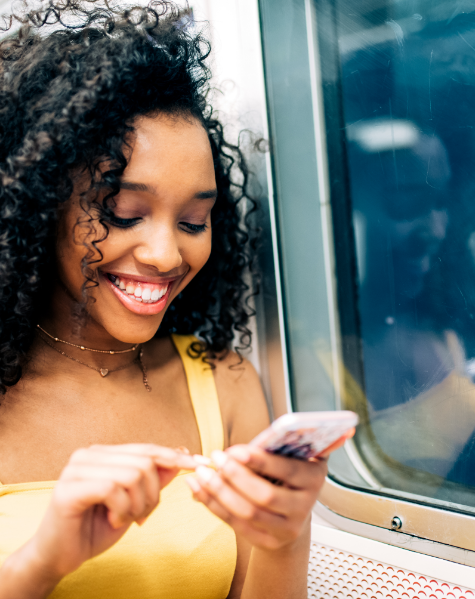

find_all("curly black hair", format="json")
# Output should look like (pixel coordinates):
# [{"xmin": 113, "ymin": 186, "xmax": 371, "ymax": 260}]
[{"xmin": 0, "ymin": 0, "xmax": 259, "ymax": 394}]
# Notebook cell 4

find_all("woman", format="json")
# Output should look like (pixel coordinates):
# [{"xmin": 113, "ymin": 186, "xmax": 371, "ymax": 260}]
[{"xmin": 0, "ymin": 2, "xmax": 331, "ymax": 597}]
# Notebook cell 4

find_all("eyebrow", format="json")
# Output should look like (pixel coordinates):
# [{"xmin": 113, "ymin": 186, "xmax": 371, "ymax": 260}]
[
  {"xmin": 195, "ymin": 189, "xmax": 218, "ymax": 200},
  {"xmin": 119, "ymin": 181, "xmax": 155, "ymax": 193},
  {"xmin": 119, "ymin": 181, "xmax": 218, "ymax": 200}
]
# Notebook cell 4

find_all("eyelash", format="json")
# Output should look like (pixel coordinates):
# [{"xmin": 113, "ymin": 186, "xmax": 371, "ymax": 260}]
[
  {"xmin": 180, "ymin": 222, "xmax": 208, "ymax": 234},
  {"xmin": 107, "ymin": 215, "xmax": 141, "ymax": 228},
  {"xmin": 106, "ymin": 214, "xmax": 208, "ymax": 234}
]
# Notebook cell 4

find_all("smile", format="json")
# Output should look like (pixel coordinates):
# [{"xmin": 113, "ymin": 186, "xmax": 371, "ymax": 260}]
[
  {"xmin": 103, "ymin": 272, "xmax": 178, "ymax": 316},
  {"xmin": 107, "ymin": 274, "xmax": 169, "ymax": 303}
]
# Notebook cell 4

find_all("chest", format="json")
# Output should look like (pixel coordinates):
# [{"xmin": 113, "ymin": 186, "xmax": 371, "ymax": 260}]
[
  {"xmin": 0, "ymin": 366, "xmax": 202, "ymax": 484},
  {"xmin": 0, "ymin": 476, "xmax": 236, "ymax": 599}
]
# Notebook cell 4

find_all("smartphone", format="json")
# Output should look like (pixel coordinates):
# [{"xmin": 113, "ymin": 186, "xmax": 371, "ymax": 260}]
[{"xmin": 249, "ymin": 411, "xmax": 358, "ymax": 460}]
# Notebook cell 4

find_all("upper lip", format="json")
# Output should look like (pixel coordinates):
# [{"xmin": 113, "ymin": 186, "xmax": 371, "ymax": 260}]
[{"xmin": 102, "ymin": 270, "xmax": 185, "ymax": 284}]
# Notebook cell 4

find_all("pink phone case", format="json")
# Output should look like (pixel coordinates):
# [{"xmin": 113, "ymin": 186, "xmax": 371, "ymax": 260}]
[{"xmin": 250, "ymin": 411, "xmax": 358, "ymax": 460}]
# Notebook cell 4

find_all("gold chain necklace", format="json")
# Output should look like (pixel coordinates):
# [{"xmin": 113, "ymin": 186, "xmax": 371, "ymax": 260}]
[
  {"xmin": 37, "ymin": 332, "xmax": 152, "ymax": 392},
  {"xmin": 36, "ymin": 324, "xmax": 139, "ymax": 354}
]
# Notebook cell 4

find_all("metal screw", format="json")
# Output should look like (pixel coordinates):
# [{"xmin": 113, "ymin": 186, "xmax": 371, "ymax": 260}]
[{"xmin": 391, "ymin": 516, "xmax": 402, "ymax": 530}]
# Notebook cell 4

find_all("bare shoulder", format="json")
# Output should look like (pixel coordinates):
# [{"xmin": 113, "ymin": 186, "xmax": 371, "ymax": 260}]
[{"xmin": 211, "ymin": 351, "xmax": 270, "ymax": 447}]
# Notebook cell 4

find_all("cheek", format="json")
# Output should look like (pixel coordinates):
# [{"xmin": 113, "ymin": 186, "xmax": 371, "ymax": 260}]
[{"xmin": 184, "ymin": 232, "xmax": 212, "ymax": 272}]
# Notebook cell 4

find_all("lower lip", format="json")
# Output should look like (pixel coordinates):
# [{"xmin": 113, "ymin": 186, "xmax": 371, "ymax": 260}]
[{"xmin": 104, "ymin": 276, "xmax": 174, "ymax": 316}]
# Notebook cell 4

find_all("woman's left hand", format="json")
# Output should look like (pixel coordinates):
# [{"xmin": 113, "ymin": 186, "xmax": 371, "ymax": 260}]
[{"xmin": 185, "ymin": 445, "xmax": 328, "ymax": 551}]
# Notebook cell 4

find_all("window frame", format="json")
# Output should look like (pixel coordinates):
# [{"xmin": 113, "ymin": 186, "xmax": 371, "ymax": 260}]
[{"xmin": 257, "ymin": 0, "xmax": 475, "ymax": 560}]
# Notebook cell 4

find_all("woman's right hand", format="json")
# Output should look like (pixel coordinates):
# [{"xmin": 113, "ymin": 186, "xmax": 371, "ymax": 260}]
[{"xmin": 3, "ymin": 444, "xmax": 197, "ymax": 592}]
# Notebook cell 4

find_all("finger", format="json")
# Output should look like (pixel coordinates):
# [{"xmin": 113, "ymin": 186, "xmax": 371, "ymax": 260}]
[
  {"xmin": 185, "ymin": 477, "xmax": 232, "ymax": 522},
  {"xmin": 194, "ymin": 466, "xmax": 288, "ymax": 532},
  {"xmin": 193, "ymin": 454, "xmax": 212, "ymax": 466},
  {"xmin": 186, "ymin": 476, "xmax": 258, "ymax": 531},
  {"xmin": 85, "ymin": 444, "xmax": 198, "ymax": 470},
  {"xmin": 68, "ymin": 451, "xmax": 161, "ymax": 514},
  {"xmin": 63, "ymin": 464, "xmax": 150, "ymax": 520},
  {"xmin": 97, "ymin": 444, "xmax": 198, "ymax": 470},
  {"xmin": 211, "ymin": 452, "xmax": 302, "ymax": 516},
  {"xmin": 54, "ymin": 479, "xmax": 133, "ymax": 529},
  {"xmin": 226, "ymin": 445, "xmax": 327, "ymax": 489},
  {"xmin": 105, "ymin": 485, "xmax": 137, "ymax": 529},
  {"xmin": 70, "ymin": 449, "xmax": 158, "ymax": 471},
  {"xmin": 186, "ymin": 478, "xmax": 287, "ymax": 551},
  {"xmin": 318, "ymin": 428, "xmax": 355, "ymax": 458}
]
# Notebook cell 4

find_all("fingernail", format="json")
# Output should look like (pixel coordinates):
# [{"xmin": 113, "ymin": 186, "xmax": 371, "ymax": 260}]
[
  {"xmin": 193, "ymin": 454, "xmax": 212, "ymax": 466},
  {"xmin": 229, "ymin": 446, "xmax": 251, "ymax": 463},
  {"xmin": 211, "ymin": 450, "xmax": 227, "ymax": 469},
  {"xmin": 185, "ymin": 476, "xmax": 201, "ymax": 493},
  {"xmin": 175, "ymin": 446, "xmax": 190, "ymax": 455},
  {"xmin": 196, "ymin": 466, "xmax": 214, "ymax": 483}
]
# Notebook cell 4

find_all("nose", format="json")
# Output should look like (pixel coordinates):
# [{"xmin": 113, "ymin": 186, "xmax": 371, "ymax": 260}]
[{"xmin": 133, "ymin": 223, "xmax": 183, "ymax": 274}]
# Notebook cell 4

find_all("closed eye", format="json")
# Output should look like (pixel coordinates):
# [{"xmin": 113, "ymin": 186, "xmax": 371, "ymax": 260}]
[
  {"xmin": 107, "ymin": 214, "xmax": 142, "ymax": 228},
  {"xmin": 180, "ymin": 222, "xmax": 208, "ymax": 234}
]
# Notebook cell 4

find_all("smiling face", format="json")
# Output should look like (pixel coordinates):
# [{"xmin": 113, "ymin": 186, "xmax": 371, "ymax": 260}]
[{"xmin": 55, "ymin": 113, "xmax": 216, "ymax": 345}]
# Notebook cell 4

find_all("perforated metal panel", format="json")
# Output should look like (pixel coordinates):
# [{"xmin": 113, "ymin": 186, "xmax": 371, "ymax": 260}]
[{"xmin": 308, "ymin": 542, "xmax": 475, "ymax": 598}]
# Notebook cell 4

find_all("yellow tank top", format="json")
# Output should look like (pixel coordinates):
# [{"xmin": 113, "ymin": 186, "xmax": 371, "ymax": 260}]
[{"xmin": 0, "ymin": 335, "xmax": 237, "ymax": 599}]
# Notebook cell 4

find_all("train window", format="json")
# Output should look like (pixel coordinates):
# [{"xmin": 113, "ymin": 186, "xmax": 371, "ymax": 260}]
[{"xmin": 259, "ymin": 0, "xmax": 475, "ymax": 521}]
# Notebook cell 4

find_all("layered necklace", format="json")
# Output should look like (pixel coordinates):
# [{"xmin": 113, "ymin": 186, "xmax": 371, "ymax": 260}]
[{"xmin": 36, "ymin": 324, "xmax": 151, "ymax": 392}]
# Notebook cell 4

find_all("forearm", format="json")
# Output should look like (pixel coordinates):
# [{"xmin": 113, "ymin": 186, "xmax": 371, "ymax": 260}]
[
  {"xmin": 240, "ymin": 520, "xmax": 310, "ymax": 599},
  {"xmin": 0, "ymin": 541, "xmax": 61, "ymax": 599}
]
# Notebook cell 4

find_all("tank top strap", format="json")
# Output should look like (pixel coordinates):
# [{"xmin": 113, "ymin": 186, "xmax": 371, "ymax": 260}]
[{"xmin": 171, "ymin": 334, "xmax": 224, "ymax": 457}]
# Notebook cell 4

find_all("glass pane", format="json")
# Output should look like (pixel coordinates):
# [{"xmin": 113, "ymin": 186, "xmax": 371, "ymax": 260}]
[
  {"xmin": 258, "ymin": 0, "xmax": 340, "ymax": 415},
  {"xmin": 330, "ymin": 0, "xmax": 475, "ymax": 511}
]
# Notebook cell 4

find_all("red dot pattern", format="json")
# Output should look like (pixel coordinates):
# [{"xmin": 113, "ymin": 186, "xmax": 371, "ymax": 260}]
[{"xmin": 308, "ymin": 543, "xmax": 475, "ymax": 598}]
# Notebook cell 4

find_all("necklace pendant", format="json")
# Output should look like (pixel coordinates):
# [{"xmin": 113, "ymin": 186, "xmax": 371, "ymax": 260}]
[{"xmin": 100, "ymin": 368, "xmax": 109, "ymax": 377}]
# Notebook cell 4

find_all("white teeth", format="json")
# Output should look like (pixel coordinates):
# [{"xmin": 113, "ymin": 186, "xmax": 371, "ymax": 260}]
[{"xmin": 112, "ymin": 278, "xmax": 169, "ymax": 304}]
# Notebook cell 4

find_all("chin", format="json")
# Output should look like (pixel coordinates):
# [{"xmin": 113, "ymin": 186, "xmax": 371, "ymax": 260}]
[{"xmin": 106, "ymin": 317, "xmax": 166, "ymax": 345}]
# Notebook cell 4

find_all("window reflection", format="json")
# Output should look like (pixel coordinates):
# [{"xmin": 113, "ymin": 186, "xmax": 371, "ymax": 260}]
[{"xmin": 337, "ymin": 2, "xmax": 475, "ymax": 499}]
